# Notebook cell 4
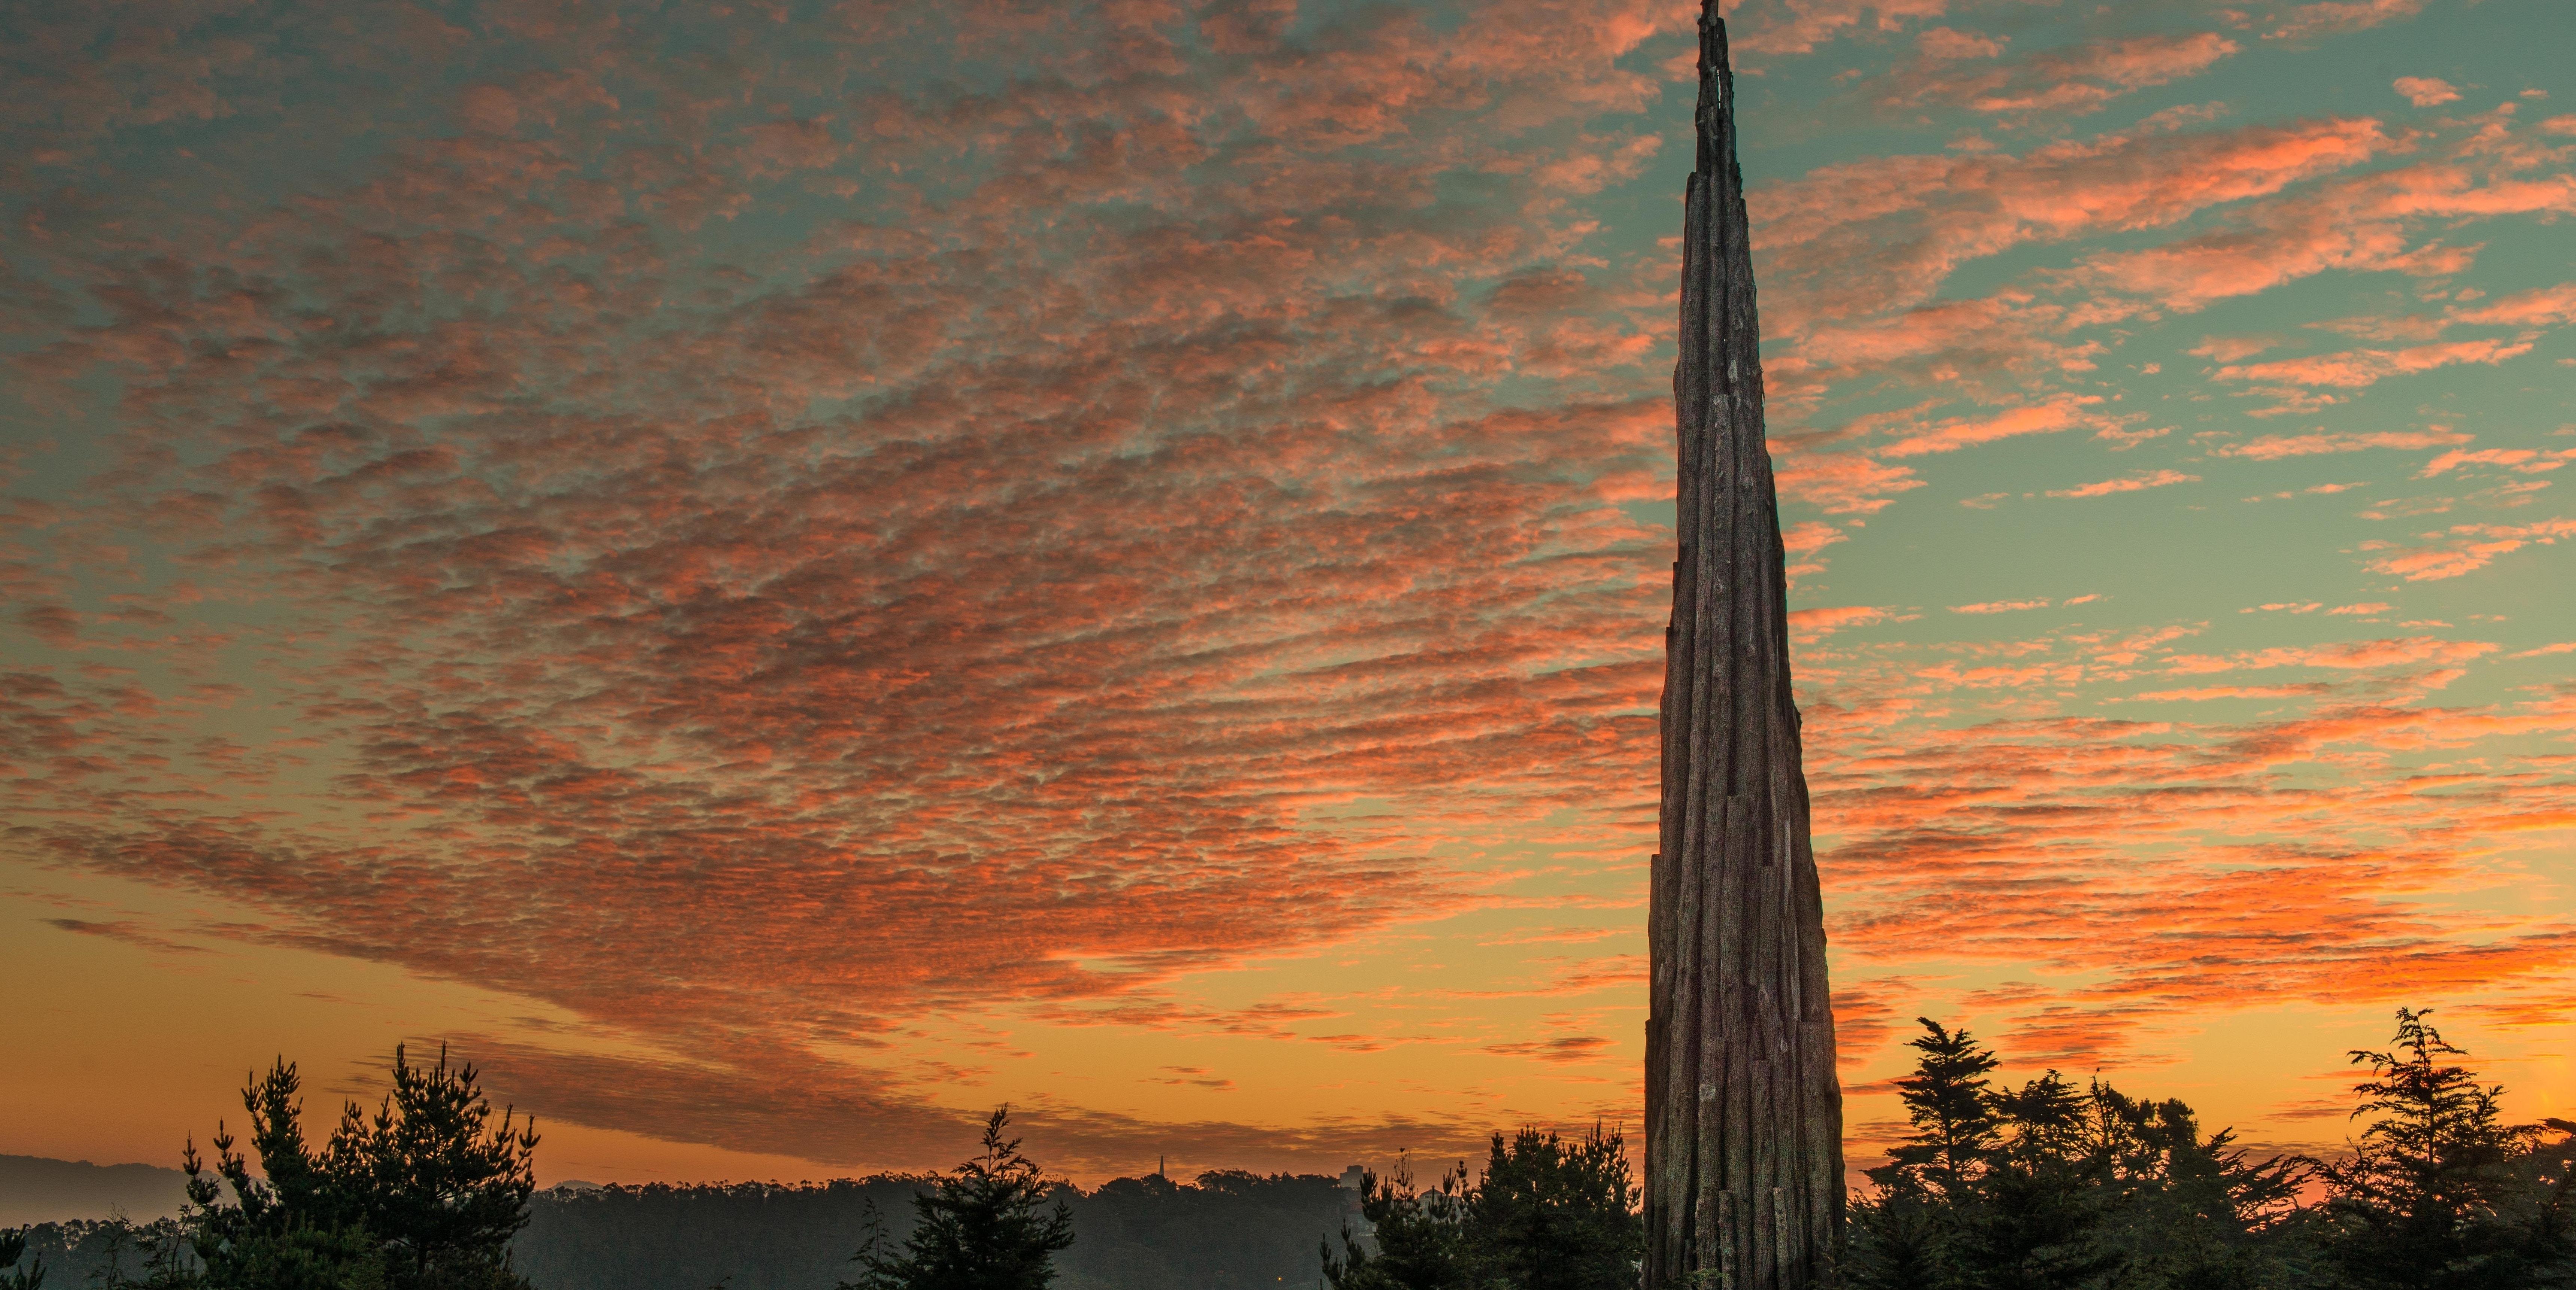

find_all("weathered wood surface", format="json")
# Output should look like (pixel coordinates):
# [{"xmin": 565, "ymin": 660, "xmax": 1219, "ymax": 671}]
[{"xmin": 1644, "ymin": 8, "xmax": 1845, "ymax": 1289}]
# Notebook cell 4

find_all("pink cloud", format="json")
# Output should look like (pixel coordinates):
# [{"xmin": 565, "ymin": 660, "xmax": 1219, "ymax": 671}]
[
  {"xmin": 2045, "ymin": 469, "xmax": 2199, "ymax": 499},
  {"xmin": 2419, "ymin": 448, "xmax": 2576, "ymax": 477},
  {"xmin": 1774, "ymin": 450, "xmax": 1928, "ymax": 515},
  {"xmin": 2394, "ymin": 77, "xmax": 2462, "ymax": 108},
  {"xmin": 2363, "ymin": 518, "xmax": 2576, "ymax": 580},
  {"xmin": 1949, "ymin": 598, "xmax": 2052, "ymax": 614},
  {"xmin": 2162, "ymin": 636, "xmax": 2497, "ymax": 675},
  {"xmin": 1879, "ymin": 396, "xmax": 2112, "ymax": 458},
  {"xmin": 2214, "ymin": 338, "xmax": 2534, "ymax": 389},
  {"xmin": 1914, "ymin": 26, "xmax": 2004, "ymax": 62},
  {"xmin": 1880, "ymin": 31, "xmax": 2239, "ymax": 120},
  {"xmin": 2451, "ymin": 282, "xmax": 2576, "ymax": 328},
  {"xmin": 2268, "ymin": 0, "xmax": 2429, "ymax": 41},
  {"xmin": 2210, "ymin": 427, "xmax": 2473, "ymax": 459},
  {"xmin": 2190, "ymin": 336, "xmax": 2279, "ymax": 362},
  {"xmin": 1729, "ymin": 0, "xmax": 1960, "ymax": 59},
  {"xmin": 1758, "ymin": 116, "xmax": 2388, "ymax": 327},
  {"xmin": 1783, "ymin": 521, "xmax": 1849, "ymax": 556},
  {"xmin": 2121, "ymin": 684, "xmax": 2334, "ymax": 702},
  {"xmin": 2063, "ymin": 146, "xmax": 2576, "ymax": 313},
  {"xmin": 1789, "ymin": 605, "xmax": 1892, "ymax": 639}
]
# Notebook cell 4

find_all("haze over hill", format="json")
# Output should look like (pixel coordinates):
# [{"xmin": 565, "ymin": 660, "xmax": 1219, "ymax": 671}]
[
  {"xmin": 5, "ymin": 1161, "xmax": 1364, "ymax": 1290},
  {"xmin": 0, "ymin": 1155, "xmax": 189, "ymax": 1226}
]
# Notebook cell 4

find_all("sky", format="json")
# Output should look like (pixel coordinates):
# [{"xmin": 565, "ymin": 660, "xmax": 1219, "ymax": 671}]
[{"xmin": 2, "ymin": 0, "xmax": 2572, "ymax": 1193}]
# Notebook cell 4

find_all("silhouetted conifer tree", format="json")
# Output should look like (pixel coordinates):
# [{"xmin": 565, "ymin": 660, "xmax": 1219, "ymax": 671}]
[
  {"xmin": 181, "ymin": 1046, "xmax": 537, "ymax": 1290},
  {"xmin": 1847, "ymin": 1017, "xmax": 2306, "ymax": 1290},
  {"xmin": 2077, "ymin": 1079, "xmax": 2306, "ymax": 1287},
  {"xmin": 1463, "ymin": 1126, "xmax": 1642, "ymax": 1290},
  {"xmin": 1849, "ymin": 1019, "xmax": 2000, "ymax": 1289},
  {"xmin": 1321, "ymin": 1155, "xmax": 1473, "ymax": 1290},
  {"xmin": 841, "ymin": 1108, "xmax": 1075, "ymax": 1290},
  {"xmin": 1945, "ymin": 1070, "xmax": 2121, "ymax": 1289},
  {"xmin": 336, "ymin": 1045, "xmax": 540, "ymax": 1287},
  {"xmin": 1321, "ymin": 1128, "xmax": 1643, "ymax": 1290},
  {"xmin": 1886, "ymin": 1019, "xmax": 2002, "ymax": 1202},
  {"xmin": 2313, "ymin": 1008, "xmax": 2576, "ymax": 1289},
  {"xmin": 1, "ymin": 1226, "xmax": 43, "ymax": 1290}
]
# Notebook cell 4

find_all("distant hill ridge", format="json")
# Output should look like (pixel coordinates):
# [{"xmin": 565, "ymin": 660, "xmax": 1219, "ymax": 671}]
[
  {"xmin": 0, "ymin": 1155, "xmax": 191, "ymax": 1226},
  {"xmin": 5, "ymin": 1159, "xmax": 1360, "ymax": 1290}
]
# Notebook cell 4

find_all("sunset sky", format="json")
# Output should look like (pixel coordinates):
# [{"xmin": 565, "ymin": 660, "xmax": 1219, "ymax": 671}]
[{"xmin": 4, "ymin": 0, "xmax": 2573, "ymax": 1190}]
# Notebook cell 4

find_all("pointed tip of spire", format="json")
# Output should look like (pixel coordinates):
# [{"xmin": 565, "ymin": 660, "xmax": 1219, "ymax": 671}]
[
  {"xmin": 1695, "ymin": 2, "xmax": 1734, "ymax": 113},
  {"xmin": 1693, "ymin": 3, "xmax": 1738, "ymax": 168}
]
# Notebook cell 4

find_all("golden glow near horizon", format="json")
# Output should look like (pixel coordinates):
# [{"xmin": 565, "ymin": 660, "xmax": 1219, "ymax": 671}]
[{"xmin": 3, "ymin": 0, "xmax": 2573, "ymax": 1194}]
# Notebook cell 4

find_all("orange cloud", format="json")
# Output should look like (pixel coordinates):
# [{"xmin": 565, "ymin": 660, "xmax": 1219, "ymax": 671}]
[
  {"xmin": 2063, "ymin": 144, "xmax": 2576, "ymax": 313},
  {"xmin": 1756, "ymin": 116, "xmax": 2388, "ymax": 326},
  {"xmin": 2394, "ymin": 77, "xmax": 2462, "ymax": 108},
  {"xmin": 1878, "ymin": 31, "xmax": 2239, "ymax": 120},
  {"xmin": 2215, "ymin": 338, "xmax": 2534, "ymax": 389},
  {"xmin": 1880, "ymin": 397, "xmax": 2113, "ymax": 458},
  {"xmin": 2045, "ymin": 469, "xmax": 2199, "ymax": 498},
  {"xmin": 2162, "ymin": 636, "xmax": 2497, "ymax": 675},
  {"xmin": 1790, "ymin": 606, "xmax": 1893, "ymax": 639},
  {"xmin": 2211, "ymin": 427, "xmax": 2473, "ymax": 459},
  {"xmin": 2451, "ymin": 281, "xmax": 2576, "ymax": 327},
  {"xmin": 2269, "ymin": 0, "xmax": 2428, "ymax": 42},
  {"xmin": 2363, "ymin": 518, "xmax": 2576, "ymax": 579},
  {"xmin": 1783, "ymin": 521, "xmax": 1849, "ymax": 556},
  {"xmin": 2419, "ymin": 447, "xmax": 2576, "ymax": 477},
  {"xmin": 1774, "ymin": 450, "xmax": 1928, "ymax": 515}
]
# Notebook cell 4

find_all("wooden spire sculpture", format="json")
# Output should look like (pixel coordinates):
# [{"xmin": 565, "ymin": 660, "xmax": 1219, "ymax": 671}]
[{"xmin": 1645, "ymin": 7, "xmax": 1845, "ymax": 1288}]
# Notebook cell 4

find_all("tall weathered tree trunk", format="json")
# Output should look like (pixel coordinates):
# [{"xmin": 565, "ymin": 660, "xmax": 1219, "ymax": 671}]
[{"xmin": 1644, "ymin": 8, "xmax": 1845, "ymax": 1290}]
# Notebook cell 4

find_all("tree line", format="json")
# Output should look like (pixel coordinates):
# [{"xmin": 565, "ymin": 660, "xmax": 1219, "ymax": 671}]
[
  {"xmin": 1847, "ymin": 1008, "xmax": 2576, "ymax": 1288},
  {"xmin": 1, "ymin": 1045, "xmax": 540, "ymax": 1290},
  {"xmin": 7, "ymin": 1009, "xmax": 2572, "ymax": 1289}
]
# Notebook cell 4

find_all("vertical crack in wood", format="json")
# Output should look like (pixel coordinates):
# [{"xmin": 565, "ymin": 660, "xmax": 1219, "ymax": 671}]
[{"xmin": 1645, "ymin": 5, "xmax": 1845, "ymax": 1287}]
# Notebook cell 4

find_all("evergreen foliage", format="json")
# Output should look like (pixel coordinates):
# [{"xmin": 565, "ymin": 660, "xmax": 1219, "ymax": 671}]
[
  {"xmin": 1320, "ymin": 1125, "xmax": 1642, "ymax": 1290},
  {"xmin": 2312, "ymin": 1009, "xmax": 2576, "ymax": 1288},
  {"xmin": 178, "ymin": 1046, "xmax": 538, "ymax": 1290},
  {"xmin": 1320, "ymin": 1156, "xmax": 1474, "ymax": 1290},
  {"xmin": 839, "ymin": 1109, "xmax": 1075, "ymax": 1290},
  {"xmin": 1, "ymin": 1226, "xmax": 42, "ymax": 1290},
  {"xmin": 1849, "ymin": 1010, "xmax": 2575, "ymax": 1290},
  {"xmin": 1465, "ymin": 1128, "xmax": 1643, "ymax": 1290}
]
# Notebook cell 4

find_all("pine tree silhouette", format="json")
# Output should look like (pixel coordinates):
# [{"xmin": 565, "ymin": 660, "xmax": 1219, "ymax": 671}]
[{"xmin": 842, "ymin": 1108, "xmax": 1075, "ymax": 1290}]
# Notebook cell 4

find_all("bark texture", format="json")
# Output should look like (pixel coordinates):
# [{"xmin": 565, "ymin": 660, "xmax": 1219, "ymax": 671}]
[{"xmin": 1644, "ymin": 9, "xmax": 1845, "ymax": 1290}]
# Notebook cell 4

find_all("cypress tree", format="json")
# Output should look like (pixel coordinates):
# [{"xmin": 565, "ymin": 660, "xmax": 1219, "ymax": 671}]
[
  {"xmin": 2315, "ymin": 1008, "xmax": 2573, "ymax": 1289},
  {"xmin": 843, "ymin": 1108, "xmax": 1075, "ymax": 1290},
  {"xmin": 1319, "ymin": 1156, "xmax": 1473, "ymax": 1290},
  {"xmin": 1464, "ymin": 1127, "xmax": 1643, "ymax": 1290},
  {"xmin": 181, "ymin": 1046, "xmax": 537, "ymax": 1290}
]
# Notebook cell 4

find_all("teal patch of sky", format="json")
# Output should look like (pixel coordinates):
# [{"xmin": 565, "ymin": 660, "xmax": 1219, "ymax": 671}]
[
  {"xmin": 1802, "ymin": 252, "xmax": 2563, "ymax": 655},
  {"xmin": 2285, "ymin": 0, "xmax": 2573, "ymax": 111}
]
